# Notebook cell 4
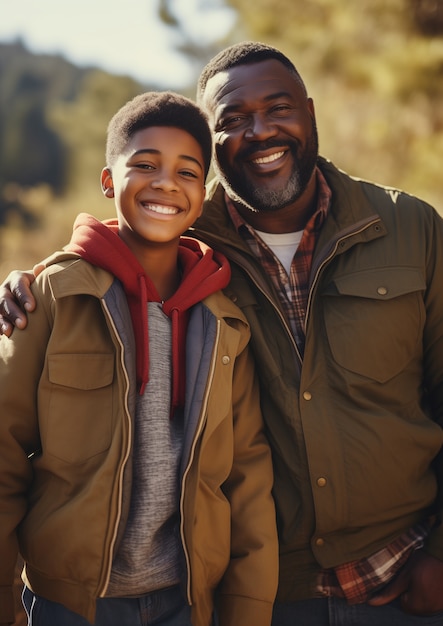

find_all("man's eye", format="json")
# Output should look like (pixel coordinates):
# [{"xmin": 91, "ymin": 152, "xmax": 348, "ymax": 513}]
[
  {"xmin": 219, "ymin": 115, "xmax": 244, "ymax": 130},
  {"xmin": 271, "ymin": 104, "xmax": 292, "ymax": 115}
]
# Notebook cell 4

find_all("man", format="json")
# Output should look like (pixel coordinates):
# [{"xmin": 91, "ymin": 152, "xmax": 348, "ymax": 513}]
[{"xmin": 2, "ymin": 42, "xmax": 443, "ymax": 625}]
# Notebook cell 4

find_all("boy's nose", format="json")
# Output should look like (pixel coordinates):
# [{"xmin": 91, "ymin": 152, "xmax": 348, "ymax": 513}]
[{"xmin": 150, "ymin": 172, "xmax": 179, "ymax": 191}]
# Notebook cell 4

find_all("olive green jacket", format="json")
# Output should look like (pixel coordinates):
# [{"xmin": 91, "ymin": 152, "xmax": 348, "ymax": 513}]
[{"xmin": 191, "ymin": 156, "xmax": 443, "ymax": 601}]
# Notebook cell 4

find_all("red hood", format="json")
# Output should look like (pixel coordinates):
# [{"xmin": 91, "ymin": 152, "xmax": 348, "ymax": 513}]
[{"xmin": 64, "ymin": 213, "xmax": 231, "ymax": 413}]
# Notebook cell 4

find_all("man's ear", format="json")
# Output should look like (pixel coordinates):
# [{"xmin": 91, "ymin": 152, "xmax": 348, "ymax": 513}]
[
  {"xmin": 197, "ymin": 186, "xmax": 206, "ymax": 218},
  {"xmin": 307, "ymin": 97, "xmax": 316, "ymax": 123},
  {"xmin": 101, "ymin": 167, "xmax": 114, "ymax": 198}
]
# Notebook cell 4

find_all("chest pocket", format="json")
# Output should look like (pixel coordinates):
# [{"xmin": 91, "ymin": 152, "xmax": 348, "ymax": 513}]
[
  {"xmin": 43, "ymin": 353, "xmax": 114, "ymax": 463},
  {"xmin": 322, "ymin": 267, "xmax": 425, "ymax": 382}
]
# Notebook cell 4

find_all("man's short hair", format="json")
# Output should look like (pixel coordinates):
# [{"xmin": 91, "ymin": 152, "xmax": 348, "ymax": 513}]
[
  {"xmin": 197, "ymin": 41, "xmax": 307, "ymax": 102},
  {"xmin": 106, "ymin": 91, "xmax": 212, "ymax": 177}
]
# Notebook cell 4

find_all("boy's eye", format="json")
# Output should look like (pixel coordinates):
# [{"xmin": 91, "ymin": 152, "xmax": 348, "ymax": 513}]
[
  {"xmin": 135, "ymin": 163, "xmax": 155, "ymax": 170},
  {"xmin": 180, "ymin": 170, "xmax": 198, "ymax": 179}
]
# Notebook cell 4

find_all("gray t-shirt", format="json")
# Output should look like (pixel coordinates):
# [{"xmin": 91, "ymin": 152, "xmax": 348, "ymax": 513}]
[{"xmin": 107, "ymin": 302, "xmax": 183, "ymax": 596}]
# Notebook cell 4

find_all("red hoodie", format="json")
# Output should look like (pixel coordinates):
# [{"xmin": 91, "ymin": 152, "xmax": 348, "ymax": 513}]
[{"xmin": 65, "ymin": 213, "xmax": 231, "ymax": 414}]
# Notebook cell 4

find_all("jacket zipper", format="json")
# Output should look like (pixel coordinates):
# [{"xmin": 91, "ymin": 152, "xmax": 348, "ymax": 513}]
[
  {"xmin": 96, "ymin": 300, "xmax": 133, "ymax": 597},
  {"xmin": 179, "ymin": 318, "xmax": 221, "ymax": 605}
]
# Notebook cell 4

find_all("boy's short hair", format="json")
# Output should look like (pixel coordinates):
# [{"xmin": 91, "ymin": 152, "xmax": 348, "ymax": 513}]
[
  {"xmin": 197, "ymin": 41, "xmax": 307, "ymax": 101},
  {"xmin": 106, "ymin": 91, "xmax": 212, "ymax": 177}
]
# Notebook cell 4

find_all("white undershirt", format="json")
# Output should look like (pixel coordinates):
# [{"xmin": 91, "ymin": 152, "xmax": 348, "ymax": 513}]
[{"xmin": 254, "ymin": 229, "xmax": 303, "ymax": 275}]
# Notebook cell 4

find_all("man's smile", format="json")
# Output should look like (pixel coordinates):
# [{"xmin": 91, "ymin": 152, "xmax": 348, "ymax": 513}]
[{"xmin": 251, "ymin": 150, "xmax": 286, "ymax": 165}]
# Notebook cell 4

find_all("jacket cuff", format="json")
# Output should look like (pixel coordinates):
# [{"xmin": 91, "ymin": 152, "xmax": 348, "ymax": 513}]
[
  {"xmin": 0, "ymin": 586, "xmax": 16, "ymax": 624},
  {"xmin": 217, "ymin": 595, "xmax": 273, "ymax": 626}
]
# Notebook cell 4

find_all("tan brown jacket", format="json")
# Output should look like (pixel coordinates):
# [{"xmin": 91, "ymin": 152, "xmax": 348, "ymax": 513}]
[{"xmin": 0, "ymin": 254, "xmax": 278, "ymax": 626}]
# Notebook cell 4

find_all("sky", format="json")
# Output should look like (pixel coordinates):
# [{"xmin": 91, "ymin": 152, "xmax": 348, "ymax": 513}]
[{"xmin": 0, "ymin": 0, "xmax": 236, "ymax": 89}]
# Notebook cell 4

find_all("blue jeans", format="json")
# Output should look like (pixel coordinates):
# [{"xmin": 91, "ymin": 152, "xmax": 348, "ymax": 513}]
[
  {"xmin": 22, "ymin": 585, "xmax": 192, "ymax": 626},
  {"xmin": 272, "ymin": 597, "xmax": 443, "ymax": 625}
]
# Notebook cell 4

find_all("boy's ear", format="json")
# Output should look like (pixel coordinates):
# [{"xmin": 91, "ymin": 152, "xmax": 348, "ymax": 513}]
[{"xmin": 101, "ymin": 167, "xmax": 114, "ymax": 198}]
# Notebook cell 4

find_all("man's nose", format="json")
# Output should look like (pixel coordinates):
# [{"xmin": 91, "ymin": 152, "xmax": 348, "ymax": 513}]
[{"xmin": 244, "ymin": 114, "xmax": 277, "ymax": 140}]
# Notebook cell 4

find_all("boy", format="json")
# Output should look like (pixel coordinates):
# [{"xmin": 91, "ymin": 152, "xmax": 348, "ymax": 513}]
[{"xmin": 0, "ymin": 91, "xmax": 278, "ymax": 626}]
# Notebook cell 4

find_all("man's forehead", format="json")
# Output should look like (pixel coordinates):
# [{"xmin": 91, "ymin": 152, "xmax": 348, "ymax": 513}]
[{"xmin": 202, "ymin": 60, "xmax": 298, "ymax": 113}]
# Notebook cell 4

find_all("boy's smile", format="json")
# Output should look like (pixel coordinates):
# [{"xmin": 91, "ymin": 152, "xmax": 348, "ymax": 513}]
[{"xmin": 143, "ymin": 203, "xmax": 181, "ymax": 215}]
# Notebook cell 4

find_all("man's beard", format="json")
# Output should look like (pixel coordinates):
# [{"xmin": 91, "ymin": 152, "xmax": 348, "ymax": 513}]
[{"xmin": 214, "ymin": 120, "xmax": 319, "ymax": 213}]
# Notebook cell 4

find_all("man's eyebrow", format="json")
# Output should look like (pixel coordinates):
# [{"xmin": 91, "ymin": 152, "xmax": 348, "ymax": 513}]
[
  {"xmin": 219, "ymin": 91, "xmax": 295, "ymax": 115},
  {"xmin": 132, "ymin": 148, "xmax": 203, "ymax": 171},
  {"xmin": 263, "ymin": 91, "xmax": 294, "ymax": 102}
]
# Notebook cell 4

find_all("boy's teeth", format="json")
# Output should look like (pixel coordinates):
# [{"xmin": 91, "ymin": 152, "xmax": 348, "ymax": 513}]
[
  {"xmin": 253, "ymin": 151, "xmax": 285, "ymax": 165},
  {"xmin": 146, "ymin": 204, "xmax": 178, "ymax": 214}
]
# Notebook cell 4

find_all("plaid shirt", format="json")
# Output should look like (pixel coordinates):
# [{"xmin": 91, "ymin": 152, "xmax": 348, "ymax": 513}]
[
  {"xmin": 225, "ymin": 167, "xmax": 431, "ymax": 603},
  {"xmin": 317, "ymin": 522, "xmax": 430, "ymax": 603},
  {"xmin": 226, "ymin": 168, "xmax": 331, "ymax": 355}
]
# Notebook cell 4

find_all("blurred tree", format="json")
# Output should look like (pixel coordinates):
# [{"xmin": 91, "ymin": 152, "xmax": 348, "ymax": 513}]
[
  {"xmin": 0, "ymin": 42, "xmax": 83, "ymax": 226},
  {"xmin": 3, "ymin": 72, "xmax": 67, "ymax": 192}
]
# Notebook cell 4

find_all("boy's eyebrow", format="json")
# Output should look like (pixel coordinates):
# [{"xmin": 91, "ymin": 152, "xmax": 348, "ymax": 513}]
[{"xmin": 132, "ymin": 148, "xmax": 204, "ymax": 171}]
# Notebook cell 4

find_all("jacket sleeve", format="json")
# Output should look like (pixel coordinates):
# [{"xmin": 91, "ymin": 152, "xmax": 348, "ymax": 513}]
[
  {"xmin": 217, "ymin": 341, "xmax": 278, "ymax": 626},
  {"xmin": 422, "ymin": 206, "xmax": 443, "ymax": 560},
  {"xmin": 0, "ymin": 277, "xmax": 52, "ymax": 624}
]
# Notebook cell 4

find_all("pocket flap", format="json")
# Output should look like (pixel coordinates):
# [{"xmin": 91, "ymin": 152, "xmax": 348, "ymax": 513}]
[
  {"xmin": 332, "ymin": 267, "xmax": 425, "ymax": 300},
  {"xmin": 48, "ymin": 354, "xmax": 114, "ymax": 390}
]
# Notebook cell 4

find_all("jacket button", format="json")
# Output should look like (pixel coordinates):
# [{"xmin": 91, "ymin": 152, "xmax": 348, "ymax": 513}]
[
  {"xmin": 303, "ymin": 391, "xmax": 312, "ymax": 401},
  {"xmin": 317, "ymin": 477, "xmax": 327, "ymax": 487},
  {"xmin": 222, "ymin": 355, "xmax": 230, "ymax": 365},
  {"xmin": 315, "ymin": 538, "xmax": 325, "ymax": 547},
  {"xmin": 377, "ymin": 286, "xmax": 388, "ymax": 296}
]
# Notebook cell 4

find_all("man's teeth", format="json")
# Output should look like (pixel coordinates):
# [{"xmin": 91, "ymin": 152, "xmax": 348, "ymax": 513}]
[
  {"xmin": 253, "ymin": 151, "xmax": 285, "ymax": 165},
  {"xmin": 145, "ymin": 204, "xmax": 178, "ymax": 214}
]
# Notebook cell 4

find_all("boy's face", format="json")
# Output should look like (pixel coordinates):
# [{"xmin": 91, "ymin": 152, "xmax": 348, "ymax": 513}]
[{"xmin": 101, "ymin": 126, "xmax": 206, "ymax": 250}]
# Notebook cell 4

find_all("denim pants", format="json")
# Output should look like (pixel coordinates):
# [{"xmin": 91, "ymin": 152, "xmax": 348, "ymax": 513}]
[
  {"xmin": 22, "ymin": 585, "xmax": 192, "ymax": 626},
  {"xmin": 272, "ymin": 597, "xmax": 443, "ymax": 626}
]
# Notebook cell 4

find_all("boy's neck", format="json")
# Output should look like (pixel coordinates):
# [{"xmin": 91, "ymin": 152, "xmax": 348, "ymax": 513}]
[{"xmin": 134, "ymin": 242, "xmax": 181, "ymax": 302}]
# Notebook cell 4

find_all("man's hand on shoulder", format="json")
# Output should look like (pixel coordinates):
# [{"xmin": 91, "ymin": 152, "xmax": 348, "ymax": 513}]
[
  {"xmin": 368, "ymin": 549, "xmax": 443, "ymax": 615},
  {"xmin": 0, "ymin": 270, "xmax": 36, "ymax": 336}
]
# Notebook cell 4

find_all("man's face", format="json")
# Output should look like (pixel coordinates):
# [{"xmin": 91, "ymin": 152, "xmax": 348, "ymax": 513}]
[{"xmin": 201, "ymin": 59, "xmax": 318, "ymax": 213}]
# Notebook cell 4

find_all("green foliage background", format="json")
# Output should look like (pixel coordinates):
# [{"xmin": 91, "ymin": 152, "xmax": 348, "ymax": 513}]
[{"xmin": 1, "ymin": 0, "xmax": 443, "ymax": 282}]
